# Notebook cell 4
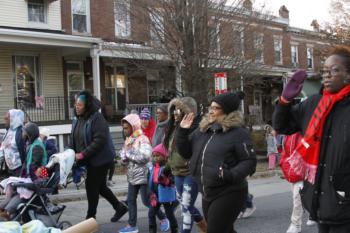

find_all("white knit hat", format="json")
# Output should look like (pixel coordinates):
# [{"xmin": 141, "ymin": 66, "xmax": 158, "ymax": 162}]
[{"xmin": 40, "ymin": 127, "xmax": 50, "ymax": 138}]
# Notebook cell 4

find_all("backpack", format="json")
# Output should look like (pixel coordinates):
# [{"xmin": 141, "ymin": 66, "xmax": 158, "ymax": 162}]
[{"xmin": 280, "ymin": 132, "xmax": 304, "ymax": 183}]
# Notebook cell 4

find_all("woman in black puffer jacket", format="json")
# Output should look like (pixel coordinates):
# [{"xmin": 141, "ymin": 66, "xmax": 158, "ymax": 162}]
[
  {"xmin": 71, "ymin": 90, "xmax": 127, "ymax": 221},
  {"xmin": 176, "ymin": 92, "xmax": 257, "ymax": 233}
]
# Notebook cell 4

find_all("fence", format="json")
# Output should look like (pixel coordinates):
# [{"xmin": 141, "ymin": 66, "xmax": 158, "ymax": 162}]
[
  {"xmin": 125, "ymin": 103, "xmax": 158, "ymax": 119},
  {"xmin": 16, "ymin": 96, "xmax": 69, "ymax": 123}
]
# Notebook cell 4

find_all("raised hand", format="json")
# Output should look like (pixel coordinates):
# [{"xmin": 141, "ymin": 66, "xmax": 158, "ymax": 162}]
[
  {"xmin": 180, "ymin": 113, "xmax": 195, "ymax": 129},
  {"xmin": 282, "ymin": 70, "xmax": 307, "ymax": 102}
]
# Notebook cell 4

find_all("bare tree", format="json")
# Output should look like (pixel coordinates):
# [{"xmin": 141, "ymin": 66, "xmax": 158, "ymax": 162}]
[
  {"xmin": 113, "ymin": 0, "xmax": 270, "ymax": 104},
  {"xmin": 323, "ymin": 0, "xmax": 350, "ymax": 44}
]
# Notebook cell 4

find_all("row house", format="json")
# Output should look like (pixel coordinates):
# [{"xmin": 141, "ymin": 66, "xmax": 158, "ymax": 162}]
[
  {"xmin": 210, "ymin": 3, "xmax": 327, "ymax": 125},
  {"xmin": 0, "ymin": 0, "xmax": 330, "ymax": 134}
]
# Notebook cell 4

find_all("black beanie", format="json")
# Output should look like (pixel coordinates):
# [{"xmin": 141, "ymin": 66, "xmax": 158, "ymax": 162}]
[{"xmin": 211, "ymin": 91, "xmax": 245, "ymax": 114}]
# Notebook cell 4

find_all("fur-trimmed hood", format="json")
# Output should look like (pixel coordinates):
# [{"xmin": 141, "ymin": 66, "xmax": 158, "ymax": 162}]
[
  {"xmin": 168, "ymin": 97, "xmax": 197, "ymax": 119},
  {"xmin": 199, "ymin": 111, "xmax": 244, "ymax": 133}
]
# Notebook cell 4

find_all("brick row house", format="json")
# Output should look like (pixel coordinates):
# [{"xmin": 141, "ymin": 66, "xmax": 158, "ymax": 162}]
[{"xmin": 0, "ymin": 0, "xmax": 331, "ymax": 149}]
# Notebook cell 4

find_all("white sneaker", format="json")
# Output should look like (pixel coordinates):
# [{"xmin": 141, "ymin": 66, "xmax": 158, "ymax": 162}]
[
  {"xmin": 237, "ymin": 211, "xmax": 243, "ymax": 219},
  {"xmin": 306, "ymin": 219, "xmax": 316, "ymax": 226},
  {"xmin": 241, "ymin": 206, "xmax": 256, "ymax": 218},
  {"xmin": 286, "ymin": 223, "xmax": 301, "ymax": 233}
]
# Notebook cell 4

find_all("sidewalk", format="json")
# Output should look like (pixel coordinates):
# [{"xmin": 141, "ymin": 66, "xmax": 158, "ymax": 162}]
[{"xmin": 0, "ymin": 160, "xmax": 283, "ymax": 203}]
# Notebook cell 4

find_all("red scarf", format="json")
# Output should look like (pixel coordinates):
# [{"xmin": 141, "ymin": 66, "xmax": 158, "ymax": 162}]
[{"xmin": 288, "ymin": 85, "xmax": 350, "ymax": 184}]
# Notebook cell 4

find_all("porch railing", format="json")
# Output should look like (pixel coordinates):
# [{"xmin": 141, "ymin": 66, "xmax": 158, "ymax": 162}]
[
  {"xmin": 16, "ymin": 96, "xmax": 70, "ymax": 123},
  {"xmin": 125, "ymin": 103, "xmax": 158, "ymax": 119}
]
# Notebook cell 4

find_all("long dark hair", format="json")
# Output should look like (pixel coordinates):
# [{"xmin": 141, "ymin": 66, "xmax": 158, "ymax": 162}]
[{"xmin": 163, "ymin": 104, "xmax": 177, "ymax": 150}]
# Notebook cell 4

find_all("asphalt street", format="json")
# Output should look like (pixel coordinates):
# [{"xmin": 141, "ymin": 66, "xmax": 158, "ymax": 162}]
[{"xmin": 59, "ymin": 176, "xmax": 318, "ymax": 233}]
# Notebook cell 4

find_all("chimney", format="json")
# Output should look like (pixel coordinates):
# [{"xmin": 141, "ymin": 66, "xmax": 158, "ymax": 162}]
[
  {"xmin": 243, "ymin": 0, "xmax": 252, "ymax": 11},
  {"xmin": 279, "ymin": 5, "xmax": 289, "ymax": 19},
  {"xmin": 311, "ymin": 19, "xmax": 320, "ymax": 32}
]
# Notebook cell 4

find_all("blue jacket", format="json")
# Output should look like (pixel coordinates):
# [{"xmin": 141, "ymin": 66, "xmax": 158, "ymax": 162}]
[{"xmin": 148, "ymin": 165, "xmax": 176, "ymax": 203}]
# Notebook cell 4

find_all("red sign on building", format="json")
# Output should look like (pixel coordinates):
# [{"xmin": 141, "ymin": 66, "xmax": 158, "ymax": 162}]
[{"xmin": 214, "ymin": 72, "xmax": 227, "ymax": 95}]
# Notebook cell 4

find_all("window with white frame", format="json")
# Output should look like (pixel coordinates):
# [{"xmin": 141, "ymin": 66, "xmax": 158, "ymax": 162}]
[
  {"xmin": 254, "ymin": 33, "xmax": 264, "ymax": 63},
  {"xmin": 13, "ymin": 56, "xmax": 42, "ymax": 108},
  {"xmin": 233, "ymin": 27, "xmax": 244, "ymax": 57},
  {"xmin": 114, "ymin": 0, "xmax": 131, "ymax": 38},
  {"xmin": 66, "ymin": 62, "xmax": 84, "ymax": 109},
  {"xmin": 72, "ymin": 0, "xmax": 90, "ymax": 33},
  {"xmin": 274, "ymin": 38, "xmax": 282, "ymax": 64},
  {"xmin": 150, "ymin": 10, "xmax": 164, "ymax": 46},
  {"xmin": 28, "ymin": 0, "xmax": 46, "ymax": 23},
  {"xmin": 307, "ymin": 47, "xmax": 314, "ymax": 69},
  {"xmin": 291, "ymin": 44, "xmax": 299, "ymax": 66}
]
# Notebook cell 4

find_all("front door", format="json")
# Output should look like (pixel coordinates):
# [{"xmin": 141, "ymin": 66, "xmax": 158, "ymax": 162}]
[{"xmin": 66, "ymin": 61, "xmax": 85, "ymax": 118}]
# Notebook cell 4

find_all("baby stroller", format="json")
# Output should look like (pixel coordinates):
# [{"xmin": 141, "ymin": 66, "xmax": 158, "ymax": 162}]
[{"xmin": 10, "ymin": 163, "xmax": 72, "ymax": 229}]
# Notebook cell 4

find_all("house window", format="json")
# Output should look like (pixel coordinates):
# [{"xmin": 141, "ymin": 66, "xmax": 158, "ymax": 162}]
[
  {"xmin": 233, "ymin": 28, "xmax": 244, "ymax": 57},
  {"xmin": 209, "ymin": 25, "xmax": 220, "ymax": 55},
  {"xmin": 114, "ymin": 0, "xmax": 131, "ymax": 38},
  {"xmin": 254, "ymin": 33, "xmax": 264, "ymax": 63},
  {"xmin": 150, "ymin": 10, "xmax": 164, "ymax": 46},
  {"xmin": 66, "ymin": 62, "xmax": 84, "ymax": 109},
  {"xmin": 307, "ymin": 47, "xmax": 314, "ymax": 69},
  {"xmin": 14, "ymin": 56, "xmax": 42, "ymax": 108},
  {"xmin": 72, "ymin": 0, "xmax": 90, "ymax": 33},
  {"xmin": 291, "ymin": 45, "xmax": 299, "ymax": 66},
  {"xmin": 105, "ymin": 66, "xmax": 127, "ymax": 111},
  {"xmin": 28, "ymin": 0, "xmax": 46, "ymax": 23},
  {"xmin": 274, "ymin": 38, "xmax": 282, "ymax": 64}
]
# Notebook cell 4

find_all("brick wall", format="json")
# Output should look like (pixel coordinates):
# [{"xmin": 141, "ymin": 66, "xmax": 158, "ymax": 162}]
[
  {"xmin": 61, "ymin": 0, "xmax": 72, "ymax": 34},
  {"xmin": 91, "ymin": 0, "xmax": 115, "ymax": 41}
]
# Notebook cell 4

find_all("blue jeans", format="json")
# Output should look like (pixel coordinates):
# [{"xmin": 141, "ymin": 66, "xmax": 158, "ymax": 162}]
[
  {"xmin": 175, "ymin": 175, "xmax": 203, "ymax": 233},
  {"xmin": 127, "ymin": 183, "xmax": 149, "ymax": 227},
  {"xmin": 246, "ymin": 193, "xmax": 254, "ymax": 209}
]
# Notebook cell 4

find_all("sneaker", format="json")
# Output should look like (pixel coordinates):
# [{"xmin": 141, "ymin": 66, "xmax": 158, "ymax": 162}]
[
  {"xmin": 160, "ymin": 218, "xmax": 170, "ymax": 232},
  {"xmin": 107, "ymin": 180, "xmax": 115, "ymax": 187},
  {"xmin": 237, "ymin": 211, "xmax": 243, "ymax": 219},
  {"xmin": 111, "ymin": 202, "xmax": 128, "ymax": 222},
  {"xmin": 241, "ymin": 206, "xmax": 256, "ymax": 218},
  {"xmin": 286, "ymin": 223, "xmax": 301, "ymax": 233},
  {"xmin": 119, "ymin": 225, "xmax": 139, "ymax": 233},
  {"xmin": 306, "ymin": 219, "xmax": 317, "ymax": 226}
]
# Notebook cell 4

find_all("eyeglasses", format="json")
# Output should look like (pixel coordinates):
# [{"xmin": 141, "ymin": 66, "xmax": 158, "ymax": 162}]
[
  {"xmin": 208, "ymin": 106, "xmax": 222, "ymax": 111},
  {"xmin": 320, "ymin": 67, "xmax": 342, "ymax": 78}
]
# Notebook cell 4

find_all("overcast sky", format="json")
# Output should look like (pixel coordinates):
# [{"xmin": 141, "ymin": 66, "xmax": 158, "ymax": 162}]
[{"xmin": 253, "ymin": 0, "xmax": 333, "ymax": 30}]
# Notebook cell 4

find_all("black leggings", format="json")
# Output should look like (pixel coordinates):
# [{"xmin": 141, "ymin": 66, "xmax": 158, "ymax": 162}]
[
  {"xmin": 202, "ymin": 189, "xmax": 246, "ymax": 233},
  {"xmin": 86, "ymin": 163, "xmax": 120, "ymax": 218},
  {"xmin": 108, "ymin": 162, "xmax": 115, "ymax": 181},
  {"xmin": 318, "ymin": 223, "xmax": 350, "ymax": 233}
]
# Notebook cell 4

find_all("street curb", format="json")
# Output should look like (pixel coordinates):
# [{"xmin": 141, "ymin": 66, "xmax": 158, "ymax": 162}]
[
  {"xmin": 50, "ymin": 170, "xmax": 283, "ymax": 203},
  {"xmin": 0, "ymin": 169, "xmax": 282, "ymax": 204}
]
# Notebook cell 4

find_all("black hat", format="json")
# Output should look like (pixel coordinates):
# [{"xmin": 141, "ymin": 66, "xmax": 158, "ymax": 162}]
[{"xmin": 211, "ymin": 91, "xmax": 245, "ymax": 114}]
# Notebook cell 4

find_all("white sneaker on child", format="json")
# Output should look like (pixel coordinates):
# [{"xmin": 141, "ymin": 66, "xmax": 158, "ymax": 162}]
[
  {"xmin": 306, "ymin": 219, "xmax": 316, "ymax": 226},
  {"xmin": 241, "ymin": 206, "xmax": 256, "ymax": 218},
  {"xmin": 286, "ymin": 223, "xmax": 301, "ymax": 233}
]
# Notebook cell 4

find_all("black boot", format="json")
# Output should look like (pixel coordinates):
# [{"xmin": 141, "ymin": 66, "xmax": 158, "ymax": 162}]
[
  {"xmin": 110, "ymin": 202, "xmax": 128, "ymax": 222},
  {"xmin": 149, "ymin": 225, "xmax": 157, "ymax": 233},
  {"xmin": 170, "ymin": 226, "xmax": 178, "ymax": 233}
]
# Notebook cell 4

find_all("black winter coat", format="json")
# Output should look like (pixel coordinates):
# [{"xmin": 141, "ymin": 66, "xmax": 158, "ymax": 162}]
[
  {"xmin": 176, "ymin": 111, "xmax": 257, "ymax": 201},
  {"xmin": 71, "ymin": 94, "xmax": 115, "ymax": 167},
  {"xmin": 273, "ymin": 93, "xmax": 350, "ymax": 224}
]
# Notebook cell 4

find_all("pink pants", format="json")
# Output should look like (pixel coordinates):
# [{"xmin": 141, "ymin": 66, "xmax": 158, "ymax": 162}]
[{"xmin": 268, "ymin": 153, "xmax": 277, "ymax": 170}]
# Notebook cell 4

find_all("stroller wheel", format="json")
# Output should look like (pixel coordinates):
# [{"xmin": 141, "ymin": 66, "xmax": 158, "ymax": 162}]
[{"xmin": 58, "ymin": 221, "xmax": 72, "ymax": 229}]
